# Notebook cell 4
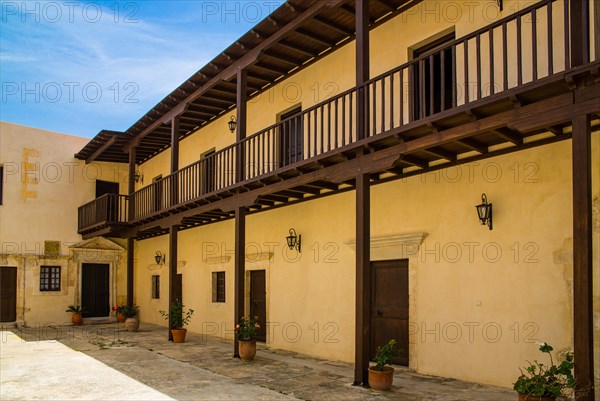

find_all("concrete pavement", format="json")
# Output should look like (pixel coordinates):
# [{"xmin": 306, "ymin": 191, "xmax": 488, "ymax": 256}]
[{"xmin": 0, "ymin": 323, "xmax": 515, "ymax": 401}]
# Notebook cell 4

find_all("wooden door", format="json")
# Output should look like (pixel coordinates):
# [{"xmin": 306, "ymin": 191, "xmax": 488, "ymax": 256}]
[
  {"xmin": 249, "ymin": 270, "xmax": 267, "ymax": 342},
  {"xmin": 95, "ymin": 180, "xmax": 119, "ymax": 222},
  {"xmin": 152, "ymin": 175, "xmax": 162, "ymax": 213},
  {"xmin": 370, "ymin": 259, "xmax": 409, "ymax": 366},
  {"xmin": 0, "ymin": 267, "xmax": 17, "ymax": 322},
  {"xmin": 202, "ymin": 150, "xmax": 216, "ymax": 194},
  {"xmin": 279, "ymin": 107, "xmax": 303, "ymax": 167},
  {"xmin": 81, "ymin": 263, "xmax": 109, "ymax": 318}
]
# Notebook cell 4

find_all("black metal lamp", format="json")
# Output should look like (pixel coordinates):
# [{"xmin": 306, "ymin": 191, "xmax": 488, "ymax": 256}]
[
  {"xmin": 286, "ymin": 228, "xmax": 301, "ymax": 253},
  {"xmin": 495, "ymin": 0, "xmax": 503, "ymax": 11},
  {"xmin": 475, "ymin": 193, "xmax": 493, "ymax": 230},
  {"xmin": 228, "ymin": 116, "xmax": 237, "ymax": 133},
  {"xmin": 155, "ymin": 251, "xmax": 165, "ymax": 265},
  {"xmin": 134, "ymin": 171, "xmax": 143, "ymax": 184}
]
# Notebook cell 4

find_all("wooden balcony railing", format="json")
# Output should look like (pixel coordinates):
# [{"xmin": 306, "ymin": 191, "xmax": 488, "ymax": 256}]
[
  {"xmin": 77, "ymin": 193, "xmax": 128, "ymax": 233},
  {"xmin": 78, "ymin": 0, "xmax": 595, "ymax": 230}
]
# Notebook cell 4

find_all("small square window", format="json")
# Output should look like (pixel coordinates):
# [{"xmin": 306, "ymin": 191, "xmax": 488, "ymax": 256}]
[
  {"xmin": 40, "ymin": 266, "xmax": 61, "ymax": 291},
  {"xmin": 151, "ymin": 275, "xmax": 160, "ymax": 299},
  {"xmin": 212, "ymin": 271, "xmax": 225, "ymax": 303}
]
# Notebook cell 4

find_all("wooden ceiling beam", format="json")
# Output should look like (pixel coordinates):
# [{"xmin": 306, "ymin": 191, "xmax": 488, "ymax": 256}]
[
  {"xmin": 421, "ymin": 147, "xmax": 457, "ymax": 162},
  {"xmin": 252, "ymin": 62, "xmax": 288, "ymax": 76},
  {"xmin": 262, "ymin": 50, "xmax": 303, "ymax": 67},
  {"xmin": 85, "ymin": 135, "xmax": 117, "ymax": 164},
  {"xmin": 307, "ymin": 180, "xmax": 338, "ymax": 191},
  {"xmin": 492, "ymin": 127, "xmax": 523, "ymax": 145},
  {"xmin": 291, "ymin": 185, "xmax": 321, "ymax": 195},
  {"xmin": 277, "ymin": 40, "xmax": 316, "ymax": 58},
  {"xmin": 374, "ymin": 0, "xmax": 395, "ymax": 12},
  {"xmin": 398, "ymin": 155, "xmax": 428, "ymax": 169},
  {"xmin": 456, "ymin": 138, "xmax": 488, "ymax": 154},
  {"xmin": 313, "ymin": 16, "xmax": 353, "ymax": 36},
  {"xmin": 295, "ymin": 28, "xmax": 334, "ymax": 48}
]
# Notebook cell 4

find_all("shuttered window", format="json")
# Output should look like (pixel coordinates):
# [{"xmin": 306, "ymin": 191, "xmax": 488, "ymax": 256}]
[
  {"xmin": 151, "ymin": 275, "xmax": 160, "ymax": 299},
  {"xmin": 211, "ymin": 271, "xmax": 225, "ymax": 303}
]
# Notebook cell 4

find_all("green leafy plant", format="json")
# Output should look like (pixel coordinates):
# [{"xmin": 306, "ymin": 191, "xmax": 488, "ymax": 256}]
[
  {"xmin": 65, "ymin": 305, "xmax": 85, "ymax": 314},
  {"xmin": 235, "ymin": 316, "xmax": 260, "ymax": 341},
  {"xmin": 159, "ymin": 299, "xmax": 194, "ymax": 329},
  {"xmin": 120, "ymin": 304, "xmax": 139, "ymax": 318},
  {"xmin": 372, "ymin": 339, "xmax": 400, "ymax": 371},
  {"xmin": 513, "ymin": 342, "xmax": 575, "ymax": 398}
]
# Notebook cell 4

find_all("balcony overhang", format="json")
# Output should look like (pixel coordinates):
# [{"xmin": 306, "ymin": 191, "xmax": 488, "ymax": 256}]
[{"xmin": 74, "ymin": 0, "xmax": 421, "ymax": 164}]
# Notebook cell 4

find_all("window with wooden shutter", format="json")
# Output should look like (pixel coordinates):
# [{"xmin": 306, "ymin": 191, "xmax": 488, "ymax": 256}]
[{"xmin": 211, "ymin": 271, "xmax": 225, "ymax": 303}]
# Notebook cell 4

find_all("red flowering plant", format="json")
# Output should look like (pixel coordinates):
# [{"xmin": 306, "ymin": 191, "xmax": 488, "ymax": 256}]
[
  {"xmin": 112, "ymin": 305, "xmax": 125, "ymax": 314},
  {"xmin": 235, "ymin": 316, "xmax": 260, "ymax": 341}
]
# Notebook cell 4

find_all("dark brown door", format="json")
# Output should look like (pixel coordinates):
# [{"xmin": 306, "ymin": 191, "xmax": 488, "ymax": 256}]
[
  {"xmin": 412, "ymin": 33, "xmax": 455, "ymax": 120},
  {"xmin": 0, "ymin": 267, "xmax": 17, "ymax": 322},
  {"xmin": 250, "ymin": 270, "xmax": 267, "ymax": 342},
  {"xmin": 81, "ymin": 263, "xmax": 109, "ymax": 318},
  {"xmin": 96, "ymin": 180, "xmax": 119, "ymax": 222},
  {"xmin": 370, "ymin": 259, "xmax": 409, "ymax": 366},
  {"xmin": 279, "ymin": 107, "xmax": 303, "ymax": 167},
  {"xmin": 202, "ymin": 150, "xmax": 216, "ymax": 194},
  {"xmin": 152, "ymin": 175, "xmax": 162, "ymax": 213}
]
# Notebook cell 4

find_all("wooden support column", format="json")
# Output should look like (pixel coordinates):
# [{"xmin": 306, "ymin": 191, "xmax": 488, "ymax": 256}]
[
  {"xmin": 354, "ymin": 0, "xmax": 372, "ymax": 386},
  {"xmin": 354, "ymin": 173, "xmax": 371, "ymax": 386},
  {"xmin": 126, "ymin": 146, "xmax": 136, "ymax": 306},
  {"xmin": 171, "ymin": 116, "xmax": 180, "ymax": 172},
  {"xmin": 233, "ymin": 67, "xmax": 248, "ymax": 357},
  {"xmin": 168, "ymin": 225, "xmax": 179, "ymax": 341},
  {"xmin": 233, "ymin": 207, "xmax": 246, "ymax": 357},
  {"xmin": 356, "ymin": 0, "xmax": 370, "ymax": 140},
  {"xmin": 236, "ymin": 68, "xmax": 247, "ymax": 182},
  {"xmin": 171, "ymin": 116, "xmax": 180, "ymax": 207},
  {"xmin": 571, "ymin": 114, "xmax": 594, "ymax": 401},
  {"xmin": 570, "ymin": 0, "xmax": 590, "ymax": 67}
]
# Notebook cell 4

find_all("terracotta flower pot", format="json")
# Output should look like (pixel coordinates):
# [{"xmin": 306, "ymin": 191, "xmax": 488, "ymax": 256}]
[
  {"xmin": 368, "ymin": 366, "xmax": 394, "ymax": 391},
  {"xmin": 116, "ymin": 312, "xmax": 126, "ymax": 323},
  {"xmin": 238, "ymin": 340, "xmax": 257, "ymax": 361},
  {"xmin": 171, "ymin": 328, "xmax": 187, "ymax": 343},
  {"xmin": 124, "ymin": 317, "xmax": 139, "ymax": 332},
  {"xmin": 71, "ymin": 313, "xmax": 83, "ymax": 326},
  {"xmin": 517, "ymin": 394, "xmax": 556, "ymax": 401}
]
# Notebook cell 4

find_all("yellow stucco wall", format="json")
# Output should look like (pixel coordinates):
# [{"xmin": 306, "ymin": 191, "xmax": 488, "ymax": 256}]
[
  {"xmin": 134, "ymin": 132, "xmax": 599, "ymax": 388},
  {"xmin": 0, "ymin": 121, "xmax": 129, "ymax": 325}
]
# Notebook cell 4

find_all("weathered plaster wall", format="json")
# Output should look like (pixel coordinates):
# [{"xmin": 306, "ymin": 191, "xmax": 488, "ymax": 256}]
[{"xmin": 0, "ymin": 121, "xmax": 129, "ymax": 325}]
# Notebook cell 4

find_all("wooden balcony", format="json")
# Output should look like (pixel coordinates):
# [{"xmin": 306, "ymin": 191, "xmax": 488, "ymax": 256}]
[
  {"xmin": 77, "ymin": 0, "xmax": 600, "ymax": 239},
  {"xmin": 78, "ymin": 194, "xmax": 129, "ymax": 238}
]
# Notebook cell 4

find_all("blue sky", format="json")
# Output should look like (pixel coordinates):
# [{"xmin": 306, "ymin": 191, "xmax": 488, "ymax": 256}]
[{"xmin": 0, "ymin": 0, "xmax": 283, "ymax": 138}]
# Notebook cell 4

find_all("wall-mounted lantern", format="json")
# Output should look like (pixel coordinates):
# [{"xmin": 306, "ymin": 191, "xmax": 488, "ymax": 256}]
[
  {"xmin": 286, "ymin": 228, "xmax": 301, "ymax": 253},
  {"xmin": 495, "ymin": 0, "xmax": 503, "ymax": 11},
  {"xmin": 134, "ymin": 171, "xmax": 143, "ymax": 184},
  {"xmin": 475, "ymin": 193, "xmax": 493, "ymax": 230},
  {"xmin": 155, "ymin": 251, "xmax": 166, "ymax": 265},
  {"xmin": 228, "ymin": 116, "xmax": 237, "ymax": 134}
]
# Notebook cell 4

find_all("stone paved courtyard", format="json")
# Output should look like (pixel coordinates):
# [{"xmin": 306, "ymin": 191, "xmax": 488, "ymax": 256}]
[{"xmin": 1, "ymin": 322, "xmax": 515, "ymax": 400}]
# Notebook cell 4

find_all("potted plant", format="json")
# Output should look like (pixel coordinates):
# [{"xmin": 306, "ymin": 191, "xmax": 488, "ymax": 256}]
[
  {"xmin": 159, "ymin": 299, "xmax": 194, "ymax": 343},
  {"xmin": 368, "ymin": 339, "xmax": 399, "ymax": 391},
  {"xmin": 65, "ymin": 305, "xmax": 85, "ymax": 325},
  {"xmin": 121, "ymin": 304, "xmax": 140, "ymax": 332},
  {"xmin": 112, "ymin": 305, "xmax": 126, "ymax": 323},
  {"xmin": 234, "ymin": 316, "xmax": 260, "ymax": 361},
  {"xmin": 513, "ymin": 342, "xmax": 575, "ymax": 401}
]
